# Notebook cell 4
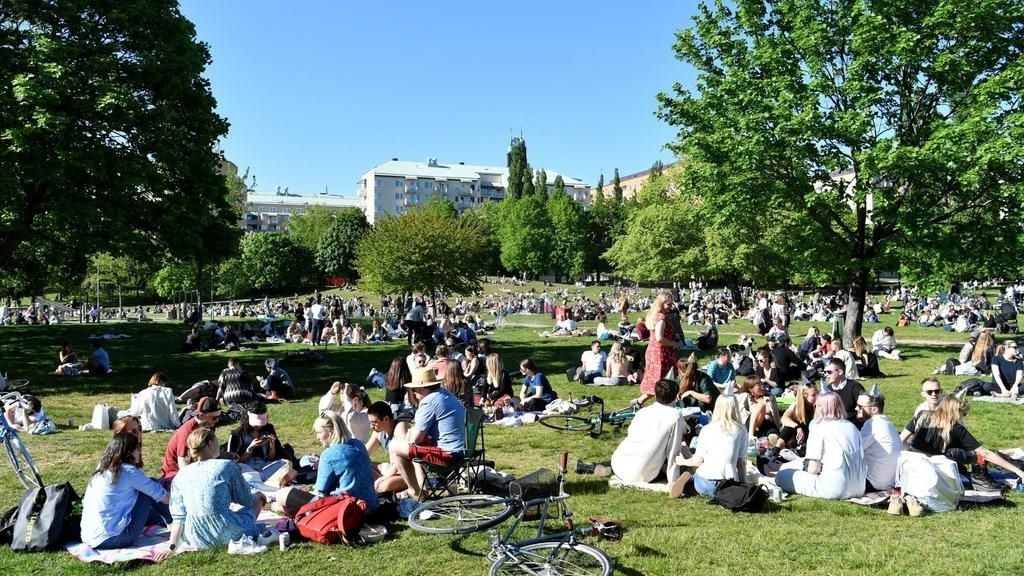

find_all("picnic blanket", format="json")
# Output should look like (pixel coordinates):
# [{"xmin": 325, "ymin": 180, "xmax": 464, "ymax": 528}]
[
  {"xmin": 65, "ymin": 510, "xmax": 288, "ymax": 564},
  {"xmin": 609, "ymin": 476, "xmax": 671, "ymax": 493},
  {"xmin": 971, "ymin": 396, "xmax": 1024, "ymax": 405},
  {"xmin": 846, "ymin": 489, "xmax": 1005, "ymax": 507}
]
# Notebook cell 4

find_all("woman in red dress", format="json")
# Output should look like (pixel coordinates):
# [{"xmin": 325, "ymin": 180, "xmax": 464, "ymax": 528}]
[{"xmin": 634, "ymin": 292, "xmax": 681, "ymax": 408}]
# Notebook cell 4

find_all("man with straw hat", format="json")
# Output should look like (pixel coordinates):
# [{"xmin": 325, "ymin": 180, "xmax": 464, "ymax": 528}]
[{"xmin": 388, "ymin": 366, "xmax": 466, "ymax": 501}]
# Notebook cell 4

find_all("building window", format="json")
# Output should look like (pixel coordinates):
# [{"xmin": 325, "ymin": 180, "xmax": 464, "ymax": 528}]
[
  {"xmin": 395, "ymin": 179, "xmax": 401, "ymax": 187},
  {"xmin": 395, "ymin": 193, "xmax": 402, "ymax": 200},
  {"xmin": 376, "ymin": 178, "xmax": 382, "ymax": 188}
]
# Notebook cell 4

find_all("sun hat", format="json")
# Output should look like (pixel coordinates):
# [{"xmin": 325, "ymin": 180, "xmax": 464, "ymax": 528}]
[{"xmin": 406, "ymin": 366, "xmax": 442, "ymax": 388}]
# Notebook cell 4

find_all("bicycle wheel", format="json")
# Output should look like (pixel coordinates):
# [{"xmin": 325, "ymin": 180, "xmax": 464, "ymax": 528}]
[
  {"xmin": 489, "ymin": 541, "xmax": 613, "ymax": 576},
  {"xmin": 539, "ymin": 415, "xmax": 594, "ymax": 433},
  {"xmin": 408, "ymin": 495, "xmax": 515, "ymax": 535},
  {"xmin": 6, "ymin": 433, "xmax": 43, "ymax": 489}
]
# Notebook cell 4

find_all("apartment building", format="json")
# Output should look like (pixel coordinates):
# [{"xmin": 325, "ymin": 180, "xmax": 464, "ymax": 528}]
[
  {"xmin": 592, "ymin": 162, "xmax": 676, "ymax": 202},
  {"xmin": 358, "ymin": 158, "xmax": 592, "ymax": 224},
  {"xmin": 241, "ymin": 192, "xmax": 360, "ymax": 232}
]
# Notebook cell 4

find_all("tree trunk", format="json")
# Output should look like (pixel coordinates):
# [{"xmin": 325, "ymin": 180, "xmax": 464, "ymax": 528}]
[
  {"xmin": 724, "ymin": 274, "xmax": 743, "ymax": 311},
  {"xmin": 844, "ymin": 267, "xmax": 868, "ymax": 346}
]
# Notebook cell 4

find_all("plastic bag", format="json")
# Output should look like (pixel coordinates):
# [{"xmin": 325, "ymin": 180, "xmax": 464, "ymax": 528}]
[{"xmin": 896, "ymin": 452, "xmax": 962, "ymax": 512}]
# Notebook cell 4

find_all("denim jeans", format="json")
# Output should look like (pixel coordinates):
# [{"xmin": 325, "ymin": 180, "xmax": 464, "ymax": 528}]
[
  {"xmin": 693, "ymin": 473, "xmax": 720, "ymax": 497},
  {"xmin": 95, "ymin": 494, "xmax": 170, "ymax": 549}
]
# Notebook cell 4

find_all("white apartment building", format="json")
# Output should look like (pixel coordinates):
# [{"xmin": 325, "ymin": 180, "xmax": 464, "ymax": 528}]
[
  {"xmin": 241, "ymin": 192, "xmax": 360, "ymax": 232},
  {"xmin": 357, "ymin": 158, "xmax": 592, "ymax": 223}
]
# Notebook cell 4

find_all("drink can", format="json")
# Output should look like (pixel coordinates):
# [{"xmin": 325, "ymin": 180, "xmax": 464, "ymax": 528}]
[
  {"xmin": 771, "ymin": 486, "xmax": 783, "ymax": 503},
  {"xmin": 279, "ymin": 531, "xmax": 290, "ymax": 551},
  {"xmin": 1016, "ymin": 480, "xmax": 1024, "ymax": 493}
]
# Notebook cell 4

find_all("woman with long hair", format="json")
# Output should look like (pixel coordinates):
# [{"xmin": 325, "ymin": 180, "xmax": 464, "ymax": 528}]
[
  {"xmin": 484, "ymin": 353, "xmax": 514, "ymax": 406},
  {"xmin": 674, "ymin": 395, "xmax": 747, "ymax": 498},
  {"xmin": 81, "ymin": 434, "xmax": 170, "ymax": 549},
  {"xmin": 384, "ymin": 356, "xmax": 413, "ymax": 415},
  {"xmin": 970, "ymin": 331, "xmax": 995, "ymax": 374},
  {"xmin": 775, "ymin": 392, "xmax": 865, "ymax": 499},
  {"xmin": 593, "ymin": 342, "xmax": 630, "ymax": 386},
  {"xmin": 904, "ymin": 393, "xmax": 1024, "ymax": 483},
  {"xmin": 167, "ymin": 427, "xmax": 266, "ymax": 551},
  {"xmin": 740, "ymin": 375, "xmax": 780, "ymax": 439},
  {"xmin": 634, "ymin": 292, "xmax": 681, "ymax": 409},
  {"xmin": 676, "ymin": 355, "xmax": 718, "ymax": 412},
  {"xmin": 776, "ymin": 384, "xmax": 817, "ymax": 451},
  {"xmin": 443, "ymin": 361, "xmax": 473, "ymax": 408},
  {"xmin": 519, "ymin": 358, "xmax": 557, "ymax": 412}
]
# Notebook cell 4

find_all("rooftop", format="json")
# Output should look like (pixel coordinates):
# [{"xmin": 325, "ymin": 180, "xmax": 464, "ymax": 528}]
[{"xmin": 365, "ymin": 159, "xmax": 591, "ymax": 188}]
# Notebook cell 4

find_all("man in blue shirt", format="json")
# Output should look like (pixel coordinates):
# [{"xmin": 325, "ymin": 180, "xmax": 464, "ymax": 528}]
[
  {"xmin": 704, "ymin": 348, "xmax": 735, "ymax": 389},
  {"xmin": 88, "ymin": 338, "xmax": 111, "ymax": 374},
  {"xmin": 388, "ymin": 366, "xmax": 466, "ymax": 501}
]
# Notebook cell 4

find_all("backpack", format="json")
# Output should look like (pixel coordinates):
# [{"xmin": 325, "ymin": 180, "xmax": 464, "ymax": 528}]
[
  {"xmin": 954, "ymin": 378, "xmax": 987, "ymax": 397},
  {"xmin": 294, "ymin": 494, "xmax": 366, "ymax": 545},
  {"xmin": 712, "ymin": 480, "xmax": 769, "ymax": 513},
  {"xmin": 11, "ymin": 483, "xmax": 80, "ymax": 552}
]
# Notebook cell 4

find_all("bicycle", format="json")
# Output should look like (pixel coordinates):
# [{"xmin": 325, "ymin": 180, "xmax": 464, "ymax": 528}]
[
  {"xmin": 1, "ymin": 390, "xmax": 44, "ymax": 490},
  {"xmin": 408, "ymin": 452, "xmax": 620, "ymax": 576},
  {"xmin": 538, "ymin": 396, "xmax": 635, "ymax": 438}
]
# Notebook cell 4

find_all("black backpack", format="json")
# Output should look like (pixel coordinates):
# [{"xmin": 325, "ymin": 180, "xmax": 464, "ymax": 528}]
[{"xmin": 712, "ymin": 480, "xmax": 769, "ymax": 512}]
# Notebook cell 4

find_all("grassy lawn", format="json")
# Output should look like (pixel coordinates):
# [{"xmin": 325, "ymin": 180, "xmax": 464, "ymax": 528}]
[{"xmin": 1, "ymin": 306, "xmax": 1023, "ymax": 575}]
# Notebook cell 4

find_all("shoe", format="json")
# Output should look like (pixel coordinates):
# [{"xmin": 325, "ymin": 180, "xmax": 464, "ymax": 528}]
[
  {"xmin": 887, "ymin": 493, "xmax": 905, "ymax": 516},
  {"xmin": 904, "ymin": 495, "xmax": 925, "ymax": 517},
  {"xmin": 970, "ymin": 466, "xmax": 1002, "ymax": 491},
  {"xmin": 228, "ymin": 535, "xmax": 268, "ymax": 555},
  {"xmin": 670, "ymin": 471, "xmax": 693, "ymax": 498},
  {"xmin": 256, "ymin": 527, "xmax": 278, "ymax": 548},
  {"xmin": 592, "ymin": 463, "xmax": 612, "ymax": 477},
  {"xmin": 366, "ymin": 367, "xmax": 378, "ymax": 385},
  {"xmin": 778, "ymin": 449, "xmax": 799, "ymax": 462},
  {"xmin": 575, "ymin": 460, "xmax": 596, "ymax": 475}
]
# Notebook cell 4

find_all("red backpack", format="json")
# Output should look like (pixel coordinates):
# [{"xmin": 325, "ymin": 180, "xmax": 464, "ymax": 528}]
[{"xmin": 294, "ymin": 495, "xmax": 367, "ymax": 545}]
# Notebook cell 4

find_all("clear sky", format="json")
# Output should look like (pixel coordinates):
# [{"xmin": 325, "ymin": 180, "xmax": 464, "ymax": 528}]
[{"xmin": 178, "ymin": 0, "xmax": 700, "ymax": 197}]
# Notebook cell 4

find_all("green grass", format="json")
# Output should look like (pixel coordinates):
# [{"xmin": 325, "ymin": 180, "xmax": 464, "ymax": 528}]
[{"xmin": 2, "ymin": 306, "xmax": 1024, "ymax": 575}]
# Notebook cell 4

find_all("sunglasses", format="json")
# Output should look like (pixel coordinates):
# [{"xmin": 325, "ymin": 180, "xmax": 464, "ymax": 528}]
[
  {"xmin": 823, "ymin": 369, "xmax": 835, "ymax": 375},
  {"xmin": 924, "ymin": 389, "xmax": 942, "ymax": 395}
]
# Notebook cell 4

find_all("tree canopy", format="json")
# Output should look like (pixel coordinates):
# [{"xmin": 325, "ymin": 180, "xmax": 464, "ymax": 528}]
[
  {"xmin": 0, "ymin": 1, "xmax": 238, "ymax": 291},
  {"xmin": 314, "ymin": 208, "xmax": 370, "ymax": 280},
  {"xmin": 657, "ymin": 0, "xmax": 1024, "ymax": 340},
  {"xmin": 355, "ymin": 207, "xmax": 488, "ymax": 297}
]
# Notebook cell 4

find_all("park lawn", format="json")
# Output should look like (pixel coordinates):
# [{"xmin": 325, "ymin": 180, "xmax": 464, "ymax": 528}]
[{"xmin": 1, "ymin": 319, "xmax": 1024, "ymax": 575}]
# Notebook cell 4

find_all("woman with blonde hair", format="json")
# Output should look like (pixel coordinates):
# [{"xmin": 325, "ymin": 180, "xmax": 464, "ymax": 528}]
[
  {"xmin": 167, "ymin": 427, "xmax": 265, "ymax": 551},
  {"xmin": 969, "ymin": 331, "xmax": 995, "ymax": 374},
  {"xmin": 904, "ymin": 393, "xmax": 1024, "ymax": 484},
  {"xmin": 593, "ymin": 342, "xmax": 630, "ymax": 386},
  {"xmin": 633, "ymin": 292, "xmax": 680, "ymax": 409},
  {"xmin": 674, "ymin": 395, "xmax": 747, "ymax": 498},
  {"xmin": 776, "ymin": 384, "xmax": 817, "ymax": 451},
  {"xmin": 484, "ymin": 353, "xmax": 514, "ymax": 407}
]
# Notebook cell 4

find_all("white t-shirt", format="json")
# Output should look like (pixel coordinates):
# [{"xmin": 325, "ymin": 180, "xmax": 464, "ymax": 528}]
[
  {"xmin": 610, "ymin": 403, "xmax": 687, "ymax": 484},
  {"xmin": 795, "ymin": 419, "xmax": 865, "ymax": 499},
  {"xmin": 694, "ymin": 423, "xmax": 747, "ymax": 482},
  {"xmin": 581, "ymin": 350, "xmax": 607, "ymax": 373},
  {"xmin": 860, "ymin": 415, "xmax": 901, "ymax": 490}
]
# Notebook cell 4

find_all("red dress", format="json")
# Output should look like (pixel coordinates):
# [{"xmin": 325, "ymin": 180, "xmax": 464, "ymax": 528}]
[{"xmin": 640, "ymin": 312, "xmax": 677, "ymax": 395}]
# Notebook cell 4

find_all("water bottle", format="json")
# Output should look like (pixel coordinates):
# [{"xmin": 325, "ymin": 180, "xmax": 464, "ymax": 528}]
[
  {"xmin": 279, "ymin": 531, "xmax": 290, "ymax": 551},
  {"xmin": 746, "ymin": 436, "xmax": 758, "ymax": 457}
]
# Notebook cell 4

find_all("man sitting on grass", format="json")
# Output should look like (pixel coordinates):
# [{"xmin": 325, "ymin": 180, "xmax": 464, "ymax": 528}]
[{"xmin": 608, "ymin": 378, "xmax": 688, "ymax": 486}]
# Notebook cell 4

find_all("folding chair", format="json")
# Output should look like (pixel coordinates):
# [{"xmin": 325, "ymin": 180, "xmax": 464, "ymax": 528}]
[{"xmin": 417, "ymin": 407, "xmax": 488, "ymax": 499}]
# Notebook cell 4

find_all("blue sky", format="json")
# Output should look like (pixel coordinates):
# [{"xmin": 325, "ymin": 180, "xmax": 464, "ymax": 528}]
[{"xmin": 178, "ymin": 0, "xmax": 700, "ymax": 196}]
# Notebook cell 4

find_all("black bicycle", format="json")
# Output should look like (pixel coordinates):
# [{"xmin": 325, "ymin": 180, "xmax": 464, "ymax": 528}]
[
  {"xmin": 539, "ymin": 396, "xmax": 635, "ymax": 438},
  {"xmin": 1, "ymin": 389, "xmax": 44, "ymax": 489},
  {"xmin": 408, "ymin": 452, "xmax": 619, "ymax": 575}
]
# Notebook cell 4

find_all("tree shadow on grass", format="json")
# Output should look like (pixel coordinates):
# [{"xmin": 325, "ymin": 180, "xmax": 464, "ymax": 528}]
[{"xmin": 566, "ymin": 478, "xmax": 612, "ymax": 496}]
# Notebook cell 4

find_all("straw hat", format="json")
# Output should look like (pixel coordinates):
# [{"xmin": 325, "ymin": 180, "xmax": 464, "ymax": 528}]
[{"xmin": 406, "ymin": 366, "xmax": 443, "ymax": 388}]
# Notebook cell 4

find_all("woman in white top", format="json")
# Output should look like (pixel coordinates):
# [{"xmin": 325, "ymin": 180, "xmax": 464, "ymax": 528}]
[
  {"xmin": 130, "ymin": 372, "xmax": 181, "ymax": 432},
  {"xmin": 674, "ymin": 395, "xmax": 747, "ymax": 497},
  {"xmin": 775, "ymin": 392, "xmax": 865, "ymax": 500}
]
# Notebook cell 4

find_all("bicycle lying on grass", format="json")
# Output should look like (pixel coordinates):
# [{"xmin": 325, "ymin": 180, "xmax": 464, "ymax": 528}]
[
  {"xmin": 1, "ymin": 388, "xmax": 44, "ymax": 490},
  {"xmin": 408, "ymin": 451, "xmax": 621, "ymax": 576},
  {"xmin": 538, "ymin": 396, "xmax": 635, "ymax": 438}
]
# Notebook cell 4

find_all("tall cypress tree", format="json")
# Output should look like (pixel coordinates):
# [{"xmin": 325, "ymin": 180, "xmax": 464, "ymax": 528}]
[
  {"xmin": 506, "ymin": 137, "xmax": 527, "ymax": 199},
  {"xmin": 553, "ymin": 174, "xmax": 566, "ymax": 197},
  {"xmin": 612, "ymin": 168, "xmax": 623, "ymax": 202},
  {"xmin": 594, "ymin": 173, "xmax": 605, "ymax": 204},
  {"xmin": 534, "ymin": 169, "xmax": 548, "ymax": 200}
]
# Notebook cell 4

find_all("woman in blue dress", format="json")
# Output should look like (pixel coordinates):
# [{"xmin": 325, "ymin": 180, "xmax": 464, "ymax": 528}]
[{"xmin": 167, "ymin": 427, "xmax": 266, "ymax": 550}]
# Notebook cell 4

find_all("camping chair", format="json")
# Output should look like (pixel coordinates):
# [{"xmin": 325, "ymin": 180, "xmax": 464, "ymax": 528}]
[
  {"xmin": 997, "ymin": 301, "xmax": 1019, "ymax": 334},
  {"xmin": 416, "ymin": 407, "xmax": 488, "ymax": 500}
]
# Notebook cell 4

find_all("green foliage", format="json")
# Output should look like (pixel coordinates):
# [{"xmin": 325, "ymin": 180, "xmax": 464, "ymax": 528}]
[
  {"xmin": 421, "ymin": 195, "xmax": 458, "ymax": 220},
  {"xmin": 215, "ymin": 257, "xmax": 249, "ymax": 298},
  {"xmin": 612, "ymin": 168, "xmax": 623, "ymax": 202},
  {"xmin": 287, "ymin": 205, "xmax": 335, "ymax": 252},
  {"xmin": 314, "ymin": 208, "xmax": 370, "ymax": 279},
  {"xmin": 151, "ymin": 262, "xmax": 198, "ymax": 299},
  {"xmin": 545, "ymin": 190, "xmax": 587, "ymax": 280},
  {"xmin": 584, "ymin": 196, "xmax": 625, "ymax": 278},
  {"xmin": 553, "ymin": 174, "xmax": 566, "ymax": 197},
  {"xmin": 496, "ymin": 197, "xmax": 552, "ymax": 277},
  {"xmin": 506, "ymin": 137, "xmax": 529, "ymax": 200},
  {"xmin": 650, "ymin": 160, "xmax": 664, "ymax": 178},
  {"xmin": 82, "ymin": 253, "xmax": 151, "ymax": 300},
  {"xmin": 356, "ymin": 208, "xmax": 487, "ymax": 296},
  {"xmin": 230, "ymin": 233, "xmax": 313, "ymax": 296},
  {"xmin": 657, "ymin": 0, "xmax": 1024, "ymax": 338},
  {"xmin": 0, "ymin": 1, "xmax": 237, "ymax": 290},
  {"xmin": 534, "ymin": 168, "xmax": 548, "ymax": 201},
  {"xmin": 461, "ymin": 205, "xmax": 503, "ymax": 275}
]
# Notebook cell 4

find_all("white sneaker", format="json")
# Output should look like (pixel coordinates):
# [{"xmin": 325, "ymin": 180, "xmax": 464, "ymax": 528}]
[
  {"xmin": 779, "ymin": 449, "xmax": 799, "ymax": 462},
  {"xmin": 256, "ymin": 528, "xmax": 278, "ymax": 549},
  {"xmin": 228, "ymin": 535, "xmax": 267, "ymax": 555}
]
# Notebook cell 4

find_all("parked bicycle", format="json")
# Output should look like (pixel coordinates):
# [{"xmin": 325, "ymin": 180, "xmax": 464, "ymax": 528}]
[
  {"xmin": 1, "ymin": 389, "xmax": 44, "ymax": 489},
  {"xmin": 408, "ymin": 451, "xmax": 620, "ymax": 576},
  {"xmin": 539, "ymin": 396, "xmax": 635, "ymax": 438}
]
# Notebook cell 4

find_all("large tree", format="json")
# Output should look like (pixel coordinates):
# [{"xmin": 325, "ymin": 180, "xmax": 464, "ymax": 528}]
[
  {"xmin": 314, "ymin": 208, "xmax": 370, "ymax": 280},
  {"xmin": 612, "ymin": 168, "xmax": 623, "ymax": 202},
  {"xmin": 355, "ymin": 207, "xmax": 488, "ymax": 299},
  {"xmin": 288, "ymin": 205, "xmax": 336, "ymax": 252},
  {"xmin": 658, "ymin": 0, "xmax": 1024, "ymax": 342},
  {"xmin": 496, "ymin": 196, "xmax": 552, "ymax": 278},
  {"xmin": 546, "ymin": 189, "xmax": 587, "ymax": 281},
  {"xmin": 0, "ymin": 1, "xmax": 237, "ymax": 290}
]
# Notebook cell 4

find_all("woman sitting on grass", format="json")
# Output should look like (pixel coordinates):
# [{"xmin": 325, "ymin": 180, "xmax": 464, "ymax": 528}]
[
  {"xmin": 775, "ymin": 384, "xmax": 817, "ymax": 455},
  {"xmin": 443, "ymin": 362, "xmax": 474, "ymax": 409},
  {"xmin": 592, "ymin": 342, "xmax": 630, "ymax": 386},
  {"xmin": 55, "ymin": 341, "xmax": 82, "ymax": 375},
  {"xmin": 519, "ymin": 358, "xmax": 557, "ymax": 412},
  {"xmin": 167, "ymin": 426, "xmax": 266, "ymax": 551},
  {"xmin": 224, "ymin": 402, "xmax": 293, "ymax": 483},
  {"xmin": 483, "ymin": 353, "xmax": 515, "ymax": 408},
  {"xmin": 130, "ymin": 372, "xmax": 181, "ymax": 432},
  {"xmin": 673, "ymin": 394, "xmax": 747, "ymax": 498},
  {"xmin": 82, "ymin": 434, "xmax": 170, "ymax": 549},
  {"xmin": 775, "ymin": 392, "xmax": 865, "ymax": 500},
  {"xmin": 341, "ymin": 383, "xmax": 371, "ymax": 443}
]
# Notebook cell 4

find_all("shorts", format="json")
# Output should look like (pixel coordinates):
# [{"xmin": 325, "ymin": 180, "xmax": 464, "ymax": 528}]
[{"xmin": 409, "ymin": 444, "xmax": 461, "ymax": 467}]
